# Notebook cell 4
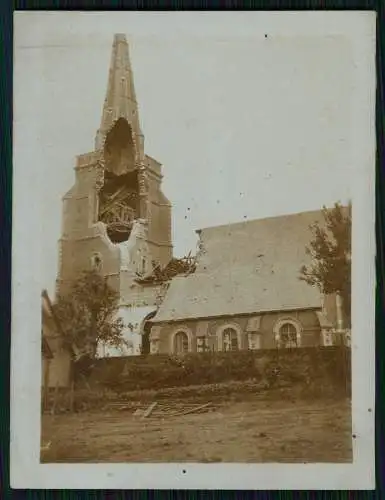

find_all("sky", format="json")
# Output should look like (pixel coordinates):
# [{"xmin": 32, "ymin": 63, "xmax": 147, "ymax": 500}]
[{"xmin": 14, "ymin": 13, "xmax": 365, "ymax": 298}]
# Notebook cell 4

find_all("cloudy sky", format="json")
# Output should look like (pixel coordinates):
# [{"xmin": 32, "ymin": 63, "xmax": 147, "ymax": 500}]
[{"xmin": 14, "ymin": 12, "xmax": 373, "ymax": 297}]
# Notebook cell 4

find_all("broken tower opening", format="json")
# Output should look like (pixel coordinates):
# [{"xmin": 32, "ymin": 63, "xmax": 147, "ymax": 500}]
[
  {"xmin": 104, "ymin": 118, "xmax": 136, "ymax": 176},
  {"xmin": 98, "ymin": 119, "xmax": 141, "ymax": 244}
]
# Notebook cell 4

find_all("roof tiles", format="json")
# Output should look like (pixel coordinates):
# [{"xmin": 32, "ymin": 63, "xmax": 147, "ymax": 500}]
[{"xmin": 153, "ymin": 209, "xmax": 328, "ymax": 323}]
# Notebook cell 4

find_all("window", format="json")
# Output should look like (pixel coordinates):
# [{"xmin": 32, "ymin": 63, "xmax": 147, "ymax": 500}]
[
  {"xmin": 278, "ymin": 322, "xmax": 298, "ymax": 348},
  {"xmin": 174, "ymin": 331, "xmax": 189, "ymax": 354},
  {"xmin": 197, "ymin": 336, "xmax": 209, "ymax": 353},
  {"xmin": 222, "ymin": 327, "xmax": 239, "ymax": 352}
]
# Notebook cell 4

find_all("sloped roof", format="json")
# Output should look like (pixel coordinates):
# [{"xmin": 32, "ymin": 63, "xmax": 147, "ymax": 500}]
[
  {"xmin": 42, "ymin": 290, "xmax": 58, "ymax": 328},
  {"xmin": 153, "ymin": 209, "xmax": 328, "ymax": 323}
]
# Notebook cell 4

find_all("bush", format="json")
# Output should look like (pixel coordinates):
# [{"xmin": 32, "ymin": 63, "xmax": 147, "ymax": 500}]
[
  {"xmin": 85, "ymin": 346, "xmax": 350, "ymax": 394},
  {"xmin": 43, "ymin": 347, "xmax": 351, "ymax": 413}
]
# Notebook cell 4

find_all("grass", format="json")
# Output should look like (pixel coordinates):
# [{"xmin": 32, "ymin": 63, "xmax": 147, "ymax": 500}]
[{"xmin": 41, "ymin": 396, "xmax": 352, "ymax": 463}]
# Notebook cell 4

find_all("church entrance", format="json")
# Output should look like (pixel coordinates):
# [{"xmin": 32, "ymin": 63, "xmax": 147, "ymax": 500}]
[{"xmin": 141, "ymin": 311, "xmax": 157, "ymax": 355}]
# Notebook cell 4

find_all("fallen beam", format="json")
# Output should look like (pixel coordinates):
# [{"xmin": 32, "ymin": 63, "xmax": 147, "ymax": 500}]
[
  {"xmin": 141, "ymin": 402, "xmax": 158, "ymax": 419},
  {"xmin": 172, "ymin": 402, "xmax": 212, "ymax": 417}
]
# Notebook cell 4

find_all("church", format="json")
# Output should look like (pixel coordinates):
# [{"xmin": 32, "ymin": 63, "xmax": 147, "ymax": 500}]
[
  {"xmin": 149, "ymin": 213, "xmax": 348, "ymax": 354},
  {"xmin": 56, "ymin": 34, "xmax": 349, "ymax": 357}
]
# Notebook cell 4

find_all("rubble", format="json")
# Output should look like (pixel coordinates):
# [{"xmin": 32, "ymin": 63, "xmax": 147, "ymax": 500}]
[{"xmin": 135, "ymin": 253, "xmax": 197, "ymax": 285}]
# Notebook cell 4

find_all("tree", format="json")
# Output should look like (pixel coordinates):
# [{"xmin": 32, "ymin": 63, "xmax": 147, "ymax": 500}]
[
  {"xmin": 53, "ymin": 271, "xmax": 126, "ymax": 373},
  {"xmin": 300, "ymin": 202, "xmax": 352, "ymax": 322}
]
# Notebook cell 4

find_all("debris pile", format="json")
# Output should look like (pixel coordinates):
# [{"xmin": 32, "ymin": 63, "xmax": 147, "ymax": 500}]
[
  {"xmin": 106, "ymin": 400, "xmax": 215, "ymax": 419},
  {"xmin": 136, "ymin": 253, "xmax": 197, "ymax": 285}
]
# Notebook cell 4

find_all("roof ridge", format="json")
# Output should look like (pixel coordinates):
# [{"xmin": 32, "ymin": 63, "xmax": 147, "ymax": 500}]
[{"xmin": 196, "ymin": 205, "xmax": 347, "ymax": 234}]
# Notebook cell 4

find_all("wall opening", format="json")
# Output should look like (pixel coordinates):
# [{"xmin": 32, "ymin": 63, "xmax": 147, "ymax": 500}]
[
  {"xmin": 98, "ymin": 169, "xmax": 139, "ymax": 243},
  {"xmin": 141, "ymin": 310, "xmax": 157, "ymax": 355},
  {"xmin": 98, "ymin": 119, "xmax": 140, "ymax": 244},
  {"xmin": 104, "ymin": 118, "xmax": 136, "ymax": 175}
]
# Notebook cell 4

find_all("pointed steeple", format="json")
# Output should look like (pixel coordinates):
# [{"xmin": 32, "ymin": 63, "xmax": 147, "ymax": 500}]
[{"xmin": 95, "ymin": 34, "xmax": 144, "ymax": 155}]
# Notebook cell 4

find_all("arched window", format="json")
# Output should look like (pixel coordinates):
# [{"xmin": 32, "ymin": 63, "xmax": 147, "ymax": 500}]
[
  {"xmin": 278, "ymin": 322, "xmax": 298, "ymax": 348},
  {"xmin": 273, "ymin": 318, "xmax": 302, "ymax": 349},
  {"xmin": 173, "ymin": 331, "xmax": 189, "ymax": 354},
  {"xmin": 140, "ymin": 310, "xmax": 157, "ymax": 355},
  {"xmin": 222, "ymin": 327, "xmax": 239, "ymax": 352}
]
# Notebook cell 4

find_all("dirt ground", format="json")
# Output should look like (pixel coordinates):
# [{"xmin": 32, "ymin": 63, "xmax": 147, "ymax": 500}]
[{"xmin": 41, "ymin": 397, "xmax": 352, "ymax": 463}]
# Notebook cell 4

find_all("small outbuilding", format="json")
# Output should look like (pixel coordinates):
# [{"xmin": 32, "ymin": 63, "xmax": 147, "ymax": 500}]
[{"xmin": 41, "ymin": 290, "xmax": 72, "ymax": 391}]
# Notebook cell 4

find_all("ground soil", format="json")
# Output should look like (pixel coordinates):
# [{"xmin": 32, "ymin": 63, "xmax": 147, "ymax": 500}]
[{"xmin": 41, "ymin": 397, "xmax": 352, "ymax": 463}]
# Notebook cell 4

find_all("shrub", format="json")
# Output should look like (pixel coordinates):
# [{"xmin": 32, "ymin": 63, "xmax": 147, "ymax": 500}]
[
  {"xmin": 83, "ymin": 346, "xmax": 350, "ymax": 394},
  {"xmin": 44, "ymin": 347, "xmax": 351, "ymax": 413}
]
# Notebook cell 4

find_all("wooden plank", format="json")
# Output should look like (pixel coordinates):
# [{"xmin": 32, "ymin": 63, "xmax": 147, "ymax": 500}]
[
  {"xmin": 99, "ymin": 185, "xmax": 127, "ymax": 215},
  {"xmin": 172, "ymin": 402, "xmax": 212, "ymax": 417},
  {"xmin": 141, "ymin": 402, "xmax": 158, "ymax": 419}
]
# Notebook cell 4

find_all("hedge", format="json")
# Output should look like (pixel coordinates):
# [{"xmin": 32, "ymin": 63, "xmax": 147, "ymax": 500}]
[
  {"xmin": 86, "ymin": 346, "xmax": 351, "ymax": 393},
  {"xmin": 43, "ymin": 347, "xmax": 350, "ymax": 413}
]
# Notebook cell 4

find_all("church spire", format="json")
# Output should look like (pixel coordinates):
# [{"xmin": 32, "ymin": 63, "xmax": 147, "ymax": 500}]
[{"xmin": 95, "ymin": 34, "xmax": 144, "ymax": 153}]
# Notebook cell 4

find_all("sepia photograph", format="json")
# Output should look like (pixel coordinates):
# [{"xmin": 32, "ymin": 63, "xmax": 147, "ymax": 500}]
[{"xmin": 11, "ymin": 11, "xmax": 375, "ymax": 489}]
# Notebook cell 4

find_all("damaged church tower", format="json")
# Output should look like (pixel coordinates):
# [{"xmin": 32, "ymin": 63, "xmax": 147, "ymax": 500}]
[{"xmin": 57, "ymin": 34, "xmax": 173, "ymax": 355}]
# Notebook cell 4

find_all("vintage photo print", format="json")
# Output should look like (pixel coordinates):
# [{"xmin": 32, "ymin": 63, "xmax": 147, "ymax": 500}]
[{"xmin": 11, "ymin": 11, "xmax": 376, "ymax": 489}]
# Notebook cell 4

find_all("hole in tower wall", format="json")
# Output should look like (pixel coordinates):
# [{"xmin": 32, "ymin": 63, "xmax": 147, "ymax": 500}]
[
  {"xmin": 98, "ymin": 119, "xmax": 142, "ymax": 244},
  {"xmin": 104, "ymin": 118, "xmax": 136, "ymax": 176},
  {"xmin": 98, "ymin": 169, "xmax": 140, "ymax": 244}
]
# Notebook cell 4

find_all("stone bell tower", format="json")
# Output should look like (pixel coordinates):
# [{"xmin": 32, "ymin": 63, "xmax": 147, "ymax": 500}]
[{"xmin": 56, "ymin": 34, "xmax": 173, "ymax": 354}]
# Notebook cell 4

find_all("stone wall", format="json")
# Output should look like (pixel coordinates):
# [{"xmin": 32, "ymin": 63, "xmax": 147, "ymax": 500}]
[
  {"xmin": 58, "ymin": 147, "xmax": 172, "ymax": 298},
  {"xmin": 146, "ymin": 166, "xmax": 173, "ymax": 267},
  {"xmin": 42, "ymin": 332, "xmax": 72, "ymax": 389},
  {"xmin": 45, "ymin": 347, "xmax": 72, "ymax": 388},
  {"xmin": 58, "ymin": 232, "xmax": 121, "ymax": 290}
]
